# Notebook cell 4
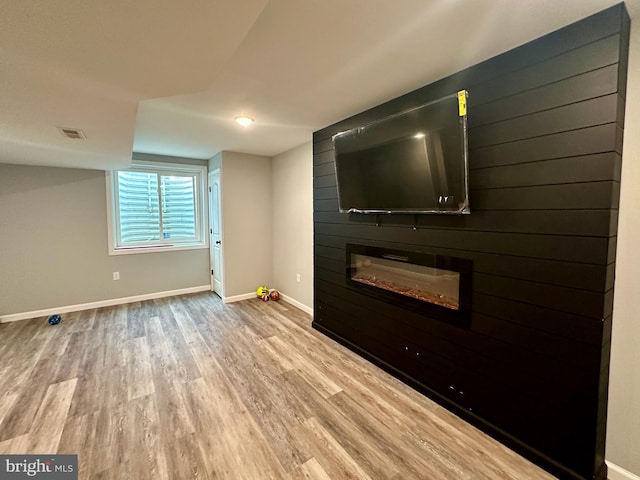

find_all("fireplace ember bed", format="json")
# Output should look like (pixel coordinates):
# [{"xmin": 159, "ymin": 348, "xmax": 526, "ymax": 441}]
[{"xmin": 347, "ymin": 244, "xmax": 472, "ymax": 328}]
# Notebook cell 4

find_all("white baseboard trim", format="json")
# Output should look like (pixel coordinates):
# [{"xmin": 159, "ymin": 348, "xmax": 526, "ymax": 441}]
[
  {"xmin": 280, "ymin": 294, "xmax": 313, "ymax": 316},
  {"xmin": 607, "ymin": 461, "xmax": 640, "ymax": 480},
  {"xmin": 221, "ymin": 291, "xmax": 312, "ymax": 316},
  {"xmin": 0, "ymin": 285, "xmax": 212, "ymax": 323},
  {"xmin": 222, "ymin": 292, "xmax": 256, "ymax": 303}
]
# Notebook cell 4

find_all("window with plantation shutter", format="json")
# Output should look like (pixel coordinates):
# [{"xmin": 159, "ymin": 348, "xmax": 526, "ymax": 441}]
[{"xmin": 106, "ymin": 161, "xmax": 207, "ymax": 254}]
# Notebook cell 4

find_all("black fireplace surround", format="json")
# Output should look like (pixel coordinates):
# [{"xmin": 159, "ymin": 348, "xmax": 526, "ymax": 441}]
[
  {"xmin": 347, "ymin": 244, "xmax": 472, "ymax": 328},
  {"xmin": 312, "ymin": 4, "xmax": 628, "ymax": 480}
]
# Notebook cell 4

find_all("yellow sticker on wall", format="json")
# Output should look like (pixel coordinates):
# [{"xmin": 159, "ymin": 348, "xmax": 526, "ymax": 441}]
[{"xmin": 458, "ymin": 90, "xmax": 467, "ymax": 116}]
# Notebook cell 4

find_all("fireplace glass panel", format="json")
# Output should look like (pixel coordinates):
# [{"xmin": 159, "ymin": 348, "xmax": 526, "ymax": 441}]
[{"xmin": 350, "ymin": 253, "xmax": 460, "ymax": 310}]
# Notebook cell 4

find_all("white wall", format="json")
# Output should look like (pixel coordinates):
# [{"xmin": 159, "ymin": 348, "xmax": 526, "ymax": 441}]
[
  {"xmin": 0, "ymin": 163, "xmax": 210, "ymax": 318},
  {"xmin": 209, "ymin": 151, "xmax": 222, "ymax": 172},
  {"xmin": 217, "ymin": 151, "xmax": 272, "ymax": 298},
  {"xmin": 606, "ymin": 20, "xmax": 640, "ymax": 478},
  {"xmin": 271, "ymin": 142, "xmax": 313, "ymax": 311}
]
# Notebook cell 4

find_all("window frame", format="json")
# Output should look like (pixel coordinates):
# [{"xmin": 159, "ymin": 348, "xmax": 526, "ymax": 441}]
[{"xmin": 106, "ymin": 160, "xmax": 208, "ymax": 255}]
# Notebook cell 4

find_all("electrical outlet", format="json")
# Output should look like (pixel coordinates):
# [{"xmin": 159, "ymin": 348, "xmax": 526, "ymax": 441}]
[
  {"xmin": 296, "ymin": 273, "xmax": 301, "ymax": 283},
  {"xmin": 113, "ymin": 272, "xmax": 120, "ymax": 281}
]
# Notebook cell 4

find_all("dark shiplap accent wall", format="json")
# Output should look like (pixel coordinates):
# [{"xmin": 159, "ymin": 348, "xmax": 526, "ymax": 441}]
[{"xmin": 312, "ymin": 4, "xmax": 630, "ymax": 480}]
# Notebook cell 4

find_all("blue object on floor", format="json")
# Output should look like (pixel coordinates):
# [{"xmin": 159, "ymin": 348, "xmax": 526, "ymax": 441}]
[{"xmin": 48, "ymin": 314, "xmax": 61, "ymax": 325}]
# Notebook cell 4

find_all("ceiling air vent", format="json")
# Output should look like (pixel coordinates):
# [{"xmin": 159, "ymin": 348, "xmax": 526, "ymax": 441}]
[{"xmin": 57, "ymin": 127, "xmax": 86, "ymax": 140}]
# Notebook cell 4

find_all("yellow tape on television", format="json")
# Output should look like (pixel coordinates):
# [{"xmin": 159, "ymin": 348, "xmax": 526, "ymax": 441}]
[{"xmin": 457, "ymin": 90, "xmax": 467, "ymax": 116}]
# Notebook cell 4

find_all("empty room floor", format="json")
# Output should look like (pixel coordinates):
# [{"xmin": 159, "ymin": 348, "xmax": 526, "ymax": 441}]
[{"xmin": 0, "ymin": 292, "xmax": 556, "ymax": 479}]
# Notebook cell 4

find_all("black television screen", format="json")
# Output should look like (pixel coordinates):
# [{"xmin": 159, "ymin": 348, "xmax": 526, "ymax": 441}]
[{"xmin": 332, "ymin": 91, "xmax": 470, "ymax": 214}]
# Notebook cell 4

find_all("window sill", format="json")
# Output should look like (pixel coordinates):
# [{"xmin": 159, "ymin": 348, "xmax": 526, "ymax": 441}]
[{"xmin": 109, "ymin": 243, "xmax": 208, "ymax": 256}]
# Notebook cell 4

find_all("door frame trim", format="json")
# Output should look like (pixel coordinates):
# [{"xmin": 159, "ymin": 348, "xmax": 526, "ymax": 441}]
[{"xmin": 208, "ymin": 169, "xmax": 224, "ymax": 296}]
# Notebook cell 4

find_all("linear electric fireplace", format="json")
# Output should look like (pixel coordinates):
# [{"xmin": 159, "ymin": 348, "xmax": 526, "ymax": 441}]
[{"xmin": 346, "ymin": 244, "xmax": 472, "ymax": 327}]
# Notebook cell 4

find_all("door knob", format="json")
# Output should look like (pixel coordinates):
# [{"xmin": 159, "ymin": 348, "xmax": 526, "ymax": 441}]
[{"xmin": 215, "ymin": 240, "xmax": 221, "ymax": 245}]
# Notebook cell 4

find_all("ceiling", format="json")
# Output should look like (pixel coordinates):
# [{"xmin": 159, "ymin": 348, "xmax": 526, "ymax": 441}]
[{"xmin": 1, "ymin": 0, "xmax": 638, "ymax": 171}]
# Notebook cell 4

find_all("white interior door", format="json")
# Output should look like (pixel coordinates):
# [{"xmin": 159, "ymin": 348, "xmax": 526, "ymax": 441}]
[{"xmin": 208, "ymin": 170, "xmax": 223, "ymax": 296}]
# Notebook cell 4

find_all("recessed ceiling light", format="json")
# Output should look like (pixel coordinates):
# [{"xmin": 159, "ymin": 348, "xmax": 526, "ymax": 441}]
[{"xmin": 234, "ymin": 115, "xmax": 255, "ymax": 127}]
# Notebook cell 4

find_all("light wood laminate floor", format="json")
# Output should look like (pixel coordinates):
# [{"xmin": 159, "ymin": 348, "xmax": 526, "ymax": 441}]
[{"xmin": 0, "ymin": 292, "xmax": 557, "ymax": 479}]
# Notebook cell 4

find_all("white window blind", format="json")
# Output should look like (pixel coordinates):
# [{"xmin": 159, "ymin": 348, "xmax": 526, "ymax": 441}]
[{"xmin": 107, "ymin": 161, "xmax": 207, "ymax": 254}]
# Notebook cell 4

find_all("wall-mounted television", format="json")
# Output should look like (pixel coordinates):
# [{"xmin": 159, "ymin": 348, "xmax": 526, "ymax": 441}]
[{"xmin": 332, "ymin": 90, "xmax": 470, "ymax": 215}]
